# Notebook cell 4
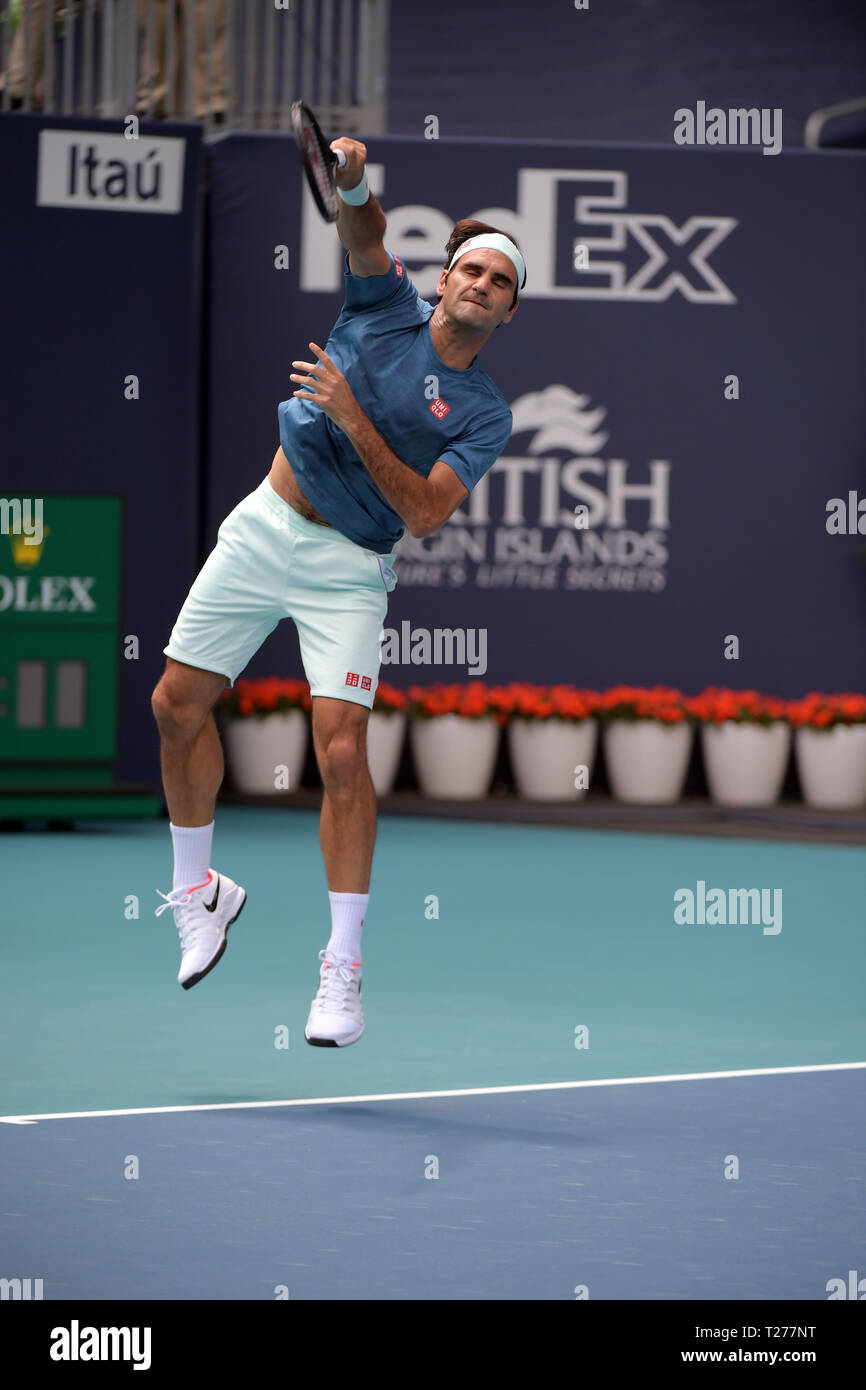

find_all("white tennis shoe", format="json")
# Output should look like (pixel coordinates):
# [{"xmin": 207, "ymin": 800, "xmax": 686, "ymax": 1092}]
[
  {"xmin": 305, "ymin": 949, "xmax": 364, "ymax": 1047},
  {"xmin": 155, "ymin": 869, "xmax": 246, "ymax": 989}
]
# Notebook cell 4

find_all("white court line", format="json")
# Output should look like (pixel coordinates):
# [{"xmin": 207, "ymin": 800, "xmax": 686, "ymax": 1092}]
[{"xmin": 0, "ymin": 1061, "xmax": 864, "ymax": 1125}]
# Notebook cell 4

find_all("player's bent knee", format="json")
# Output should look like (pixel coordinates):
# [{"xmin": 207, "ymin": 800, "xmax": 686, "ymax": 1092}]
[
  {"xmin": 151, "ymin": 672, "xmax": 223, "ymax": 740},
  {"xmin": 319, "ymin": 733, "xmax": 369, "ymax": 789},
  {"xmin": 151, "ymin": 685, "xmax": 194, "ymax": 737},
  {"xmin": 152, "ymin": 694, "xmax": 211, "ymax": 742}
]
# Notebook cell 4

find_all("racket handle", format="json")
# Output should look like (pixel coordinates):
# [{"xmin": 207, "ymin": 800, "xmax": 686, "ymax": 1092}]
[{"xmin": 332, "ymin": 148, "xmax": 347, "ymax": 168}]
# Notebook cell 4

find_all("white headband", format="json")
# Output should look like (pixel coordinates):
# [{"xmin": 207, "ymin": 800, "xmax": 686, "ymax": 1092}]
[{"xmin": 447, "ymin": 233, "xmax": 526, "ymax": 296}]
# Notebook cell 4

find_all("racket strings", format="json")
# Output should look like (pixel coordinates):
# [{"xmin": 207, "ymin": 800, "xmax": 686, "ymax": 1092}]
[
  {"xmin": 292, "ymin": 101, "xmax": 340, "ymax": 223},
  {"xmin": 302, "ymin": 122, "xmax": 334, "ymax": 198}
]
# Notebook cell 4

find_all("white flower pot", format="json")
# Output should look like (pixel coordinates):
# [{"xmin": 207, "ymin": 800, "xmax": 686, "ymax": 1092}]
[
  {"xmin": 366, "ymin": 711, "xmax": 406, "ymax": 796},
  {"xmin": 509, "ymin": 718, "xmax": 598, "ymax": 801},
  {"xmin": 795, "ymin": 725, "xmax": 866, "ymax": 809},
  {"xmin": 604, "ymin": 719, "xmax": 693, "ymax": 805},
  {"xmin": 701, "ymin": 722, "xmax": 791, "ymax": 807},
  {"xmin": 410, "ymin": 715, "xmax": 500, "ymax": 799},
  {"xmin": 222, "ymin": 710, "xmax": 308, "ymax": 794}
]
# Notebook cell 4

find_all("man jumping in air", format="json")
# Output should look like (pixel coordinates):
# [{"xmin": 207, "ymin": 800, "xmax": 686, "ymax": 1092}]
[{"xmin": 151, "ymin": 136, "xmax": 525, "ymax": 1046}]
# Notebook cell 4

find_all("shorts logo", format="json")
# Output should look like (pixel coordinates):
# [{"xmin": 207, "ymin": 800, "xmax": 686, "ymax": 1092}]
[
  {"xmin": 345, "ymin": 672, "xmax": 359, "ymax": 687},
  {"xmin": 361, "ymin": 676, "xmax": 372, "ymax": 691},
  {"xmin": 394, "ymin": 257, "xmax": 404, "ymax": 278},
  {"xmin": 429, "ymin": 397, "xmax": 450, "ymax": 419}
]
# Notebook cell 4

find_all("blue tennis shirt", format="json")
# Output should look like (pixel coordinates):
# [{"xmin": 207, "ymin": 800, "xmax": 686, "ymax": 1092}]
[{"xmin": 277, "ymin": 252, "xmax": 513, "ymax": 553}]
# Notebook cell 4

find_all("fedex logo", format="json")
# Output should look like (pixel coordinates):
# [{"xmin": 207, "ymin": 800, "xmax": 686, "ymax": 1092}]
[{"xmin": 301, "ymin": 166, "xmax": 737, "ymax": 304}]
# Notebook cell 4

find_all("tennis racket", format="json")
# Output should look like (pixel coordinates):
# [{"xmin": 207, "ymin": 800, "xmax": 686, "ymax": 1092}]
[{"xmin": 290, "ymin": 100, "xmax": 347, "ymax": 223}]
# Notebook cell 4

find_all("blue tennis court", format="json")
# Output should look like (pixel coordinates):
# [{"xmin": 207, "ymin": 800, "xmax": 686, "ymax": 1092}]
[
  {"xmin": 2, "ymin": 810, "xmax": 863, "ymax": 1300},
  {"xmin": 1, "ymin": 1070, "xmax": 863, "ymax": 1302}
]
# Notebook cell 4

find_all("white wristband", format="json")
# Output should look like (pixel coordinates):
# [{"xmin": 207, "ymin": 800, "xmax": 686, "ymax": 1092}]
[{"xmin": 338, "ymin": 172, "xmax": 370, "ymax": 206}]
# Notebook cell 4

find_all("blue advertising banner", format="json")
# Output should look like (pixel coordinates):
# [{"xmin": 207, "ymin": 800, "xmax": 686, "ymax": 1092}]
[
  {"xmin": 206, "ymin": 134, "xmax": 866, "ymax": 696},
  {"xmin": 0, "ymin": 114, "xmax": 203, "ymax": 783}
]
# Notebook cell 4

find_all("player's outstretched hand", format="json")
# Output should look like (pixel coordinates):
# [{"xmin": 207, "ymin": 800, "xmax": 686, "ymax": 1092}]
[
  {"xmin": 329, "ymin": 138, "xmax": 367, "ymax": 190},
  {"xmin": 290, "ymin": 343, "xmax": 359, "ymax": 433}
]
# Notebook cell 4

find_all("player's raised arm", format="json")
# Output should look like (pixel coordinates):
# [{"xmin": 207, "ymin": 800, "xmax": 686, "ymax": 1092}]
[{"xmin": 330, "ymin": 137, "xmax": 390, "ymax": 279}]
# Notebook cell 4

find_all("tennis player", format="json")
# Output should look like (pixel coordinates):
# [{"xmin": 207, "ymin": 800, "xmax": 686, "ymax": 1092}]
[{"xmin": 152, "ymin": 136, "xmax": 525, "ymax": 1046}]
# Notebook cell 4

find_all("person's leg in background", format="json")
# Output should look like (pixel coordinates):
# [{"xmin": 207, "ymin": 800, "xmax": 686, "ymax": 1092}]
[
  {"xmin": 4, "ymin": 0, "xmax": 48, "ymax": 109},
  {"xmin": 136, "ymin": 0, "xmax": 174, "ymax": 117},
  {"xmin": 135, "ymin": 0, "xmax": 226, "ymax": 122},
  {"xmin": 192, "ymin": 0, "xmax": 226, "ymax": 119}
]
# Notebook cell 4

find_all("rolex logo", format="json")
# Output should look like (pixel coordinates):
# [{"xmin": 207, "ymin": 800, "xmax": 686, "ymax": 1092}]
[{"xmin": 9, "ymin": 528, "xmax": 49, "ymax": 569}]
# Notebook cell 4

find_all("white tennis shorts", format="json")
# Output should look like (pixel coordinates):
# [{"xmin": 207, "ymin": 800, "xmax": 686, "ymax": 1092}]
[{"xmin": 164, "ymin": 478, "xmax": 398, "ymax": 708}]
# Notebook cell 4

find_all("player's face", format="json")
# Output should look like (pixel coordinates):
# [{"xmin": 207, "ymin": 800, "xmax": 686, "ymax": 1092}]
[{"xmin": 437, "ymin": 250, "xmax": 519, "ymax": 331}]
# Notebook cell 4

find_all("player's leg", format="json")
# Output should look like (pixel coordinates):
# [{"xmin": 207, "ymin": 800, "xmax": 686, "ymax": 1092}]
[
  {"xmin": 150, "ymin": 657, "xmax": 248, "ymax": 990},
  {"xmin": 153, "ymin": 479, "xmax": 288, "ymax": 986},
  {"xmin": 311, "ymin": 695, "xmax": 376, "ymax": 894},
  {"xmin": 151, "ymin": 657, "xmax": 228, "ymax": 828},
  {"xmin": 286, "ymin": 504, "xmax": 397, "ymax": 1046},
  {"xmin": 304, "ymin": 696, "xmax": 375, "ymax": 1048}
]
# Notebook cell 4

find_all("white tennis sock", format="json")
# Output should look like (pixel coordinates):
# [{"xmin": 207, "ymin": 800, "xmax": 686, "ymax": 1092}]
[
  {"xmin": 326, "ymin": 891, "xmax": 369, "ymax": 963},
  {"xmin": 171, "ymin": 822, "xmax": 214, "ymax": 893}
]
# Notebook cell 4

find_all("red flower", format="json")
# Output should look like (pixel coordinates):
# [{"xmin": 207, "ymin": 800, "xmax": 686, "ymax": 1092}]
[
  {"xmin": 689, "ymin": 687, "xmax": 790, "ymax": 726},
  {"xmin": 373, "ymin": 681, "xmax": 408, "ymax": 714},
  {"xmin": 600, "ymin": 686, "xmax": 692, "ymax": 723},
  {"xmin": 788, "ymin": 691, "xmax": 866, "ymax": 730},
  {"xmin": 408, "ymin": 682, "xmax": 509, "ymax": 721},
  {"xmin": 220, "ymin": 676, "xmax": 311, "ymax": 719},
  {"xmin": 494, "ymin": 683, "xmax": 602, "ymax": 723}
]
